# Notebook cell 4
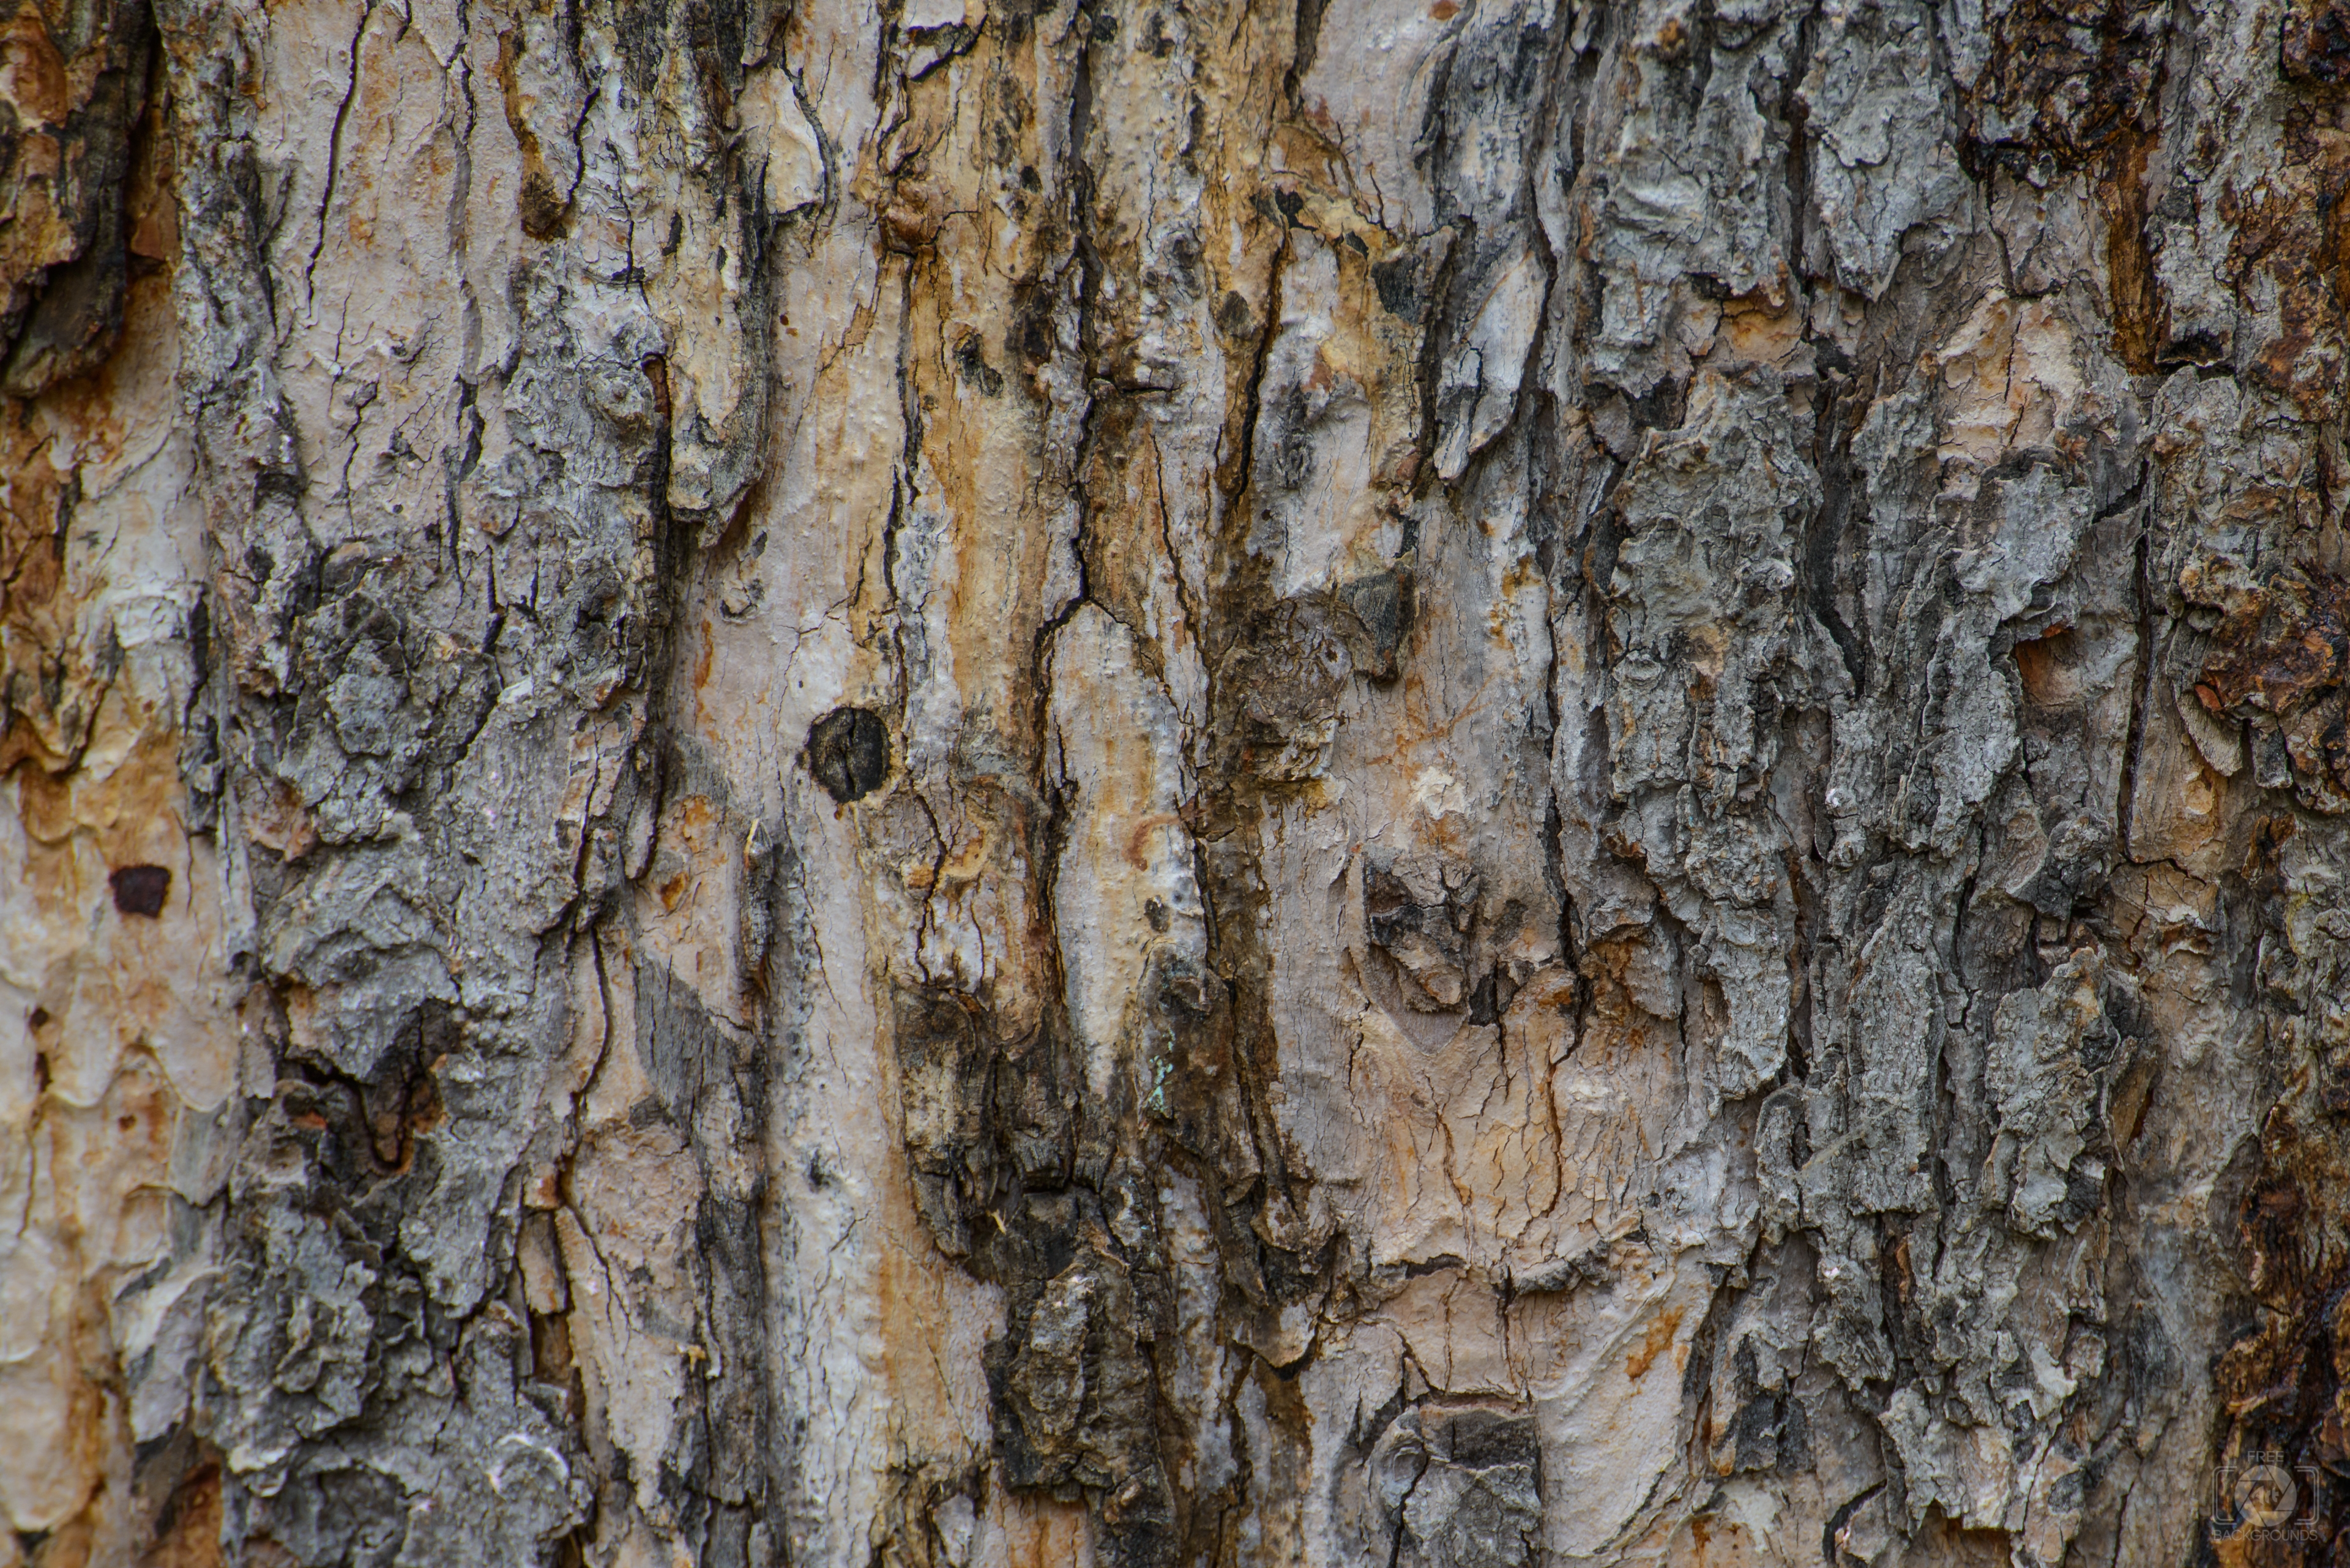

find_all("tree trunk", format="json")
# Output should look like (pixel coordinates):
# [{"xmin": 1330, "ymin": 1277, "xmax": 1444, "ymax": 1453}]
[{"xmin": 4, "ymin": 0, "xmax": 2347, "ymax": 1562}]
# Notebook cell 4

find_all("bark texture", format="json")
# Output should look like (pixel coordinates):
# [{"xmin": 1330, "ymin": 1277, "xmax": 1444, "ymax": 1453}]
[{"xmin": 6, "ymin": 0, "xmax": 2350, "ymax": 1563}]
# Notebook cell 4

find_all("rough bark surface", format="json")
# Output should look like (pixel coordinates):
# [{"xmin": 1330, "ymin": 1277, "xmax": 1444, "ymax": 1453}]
[{"xmin": 6, "ymin": 0, "xmax": 2350, "ymax": 1563}]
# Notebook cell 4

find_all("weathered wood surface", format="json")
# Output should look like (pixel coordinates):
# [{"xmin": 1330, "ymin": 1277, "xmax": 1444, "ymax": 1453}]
[{"xmin": 4, "ymin": 0, "xmax": 2349, "ymax": 1562}]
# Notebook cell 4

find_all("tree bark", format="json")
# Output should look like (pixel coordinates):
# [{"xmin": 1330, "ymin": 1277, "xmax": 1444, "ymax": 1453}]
[{"xmin": 4, "ymin": 0, "xmax": 2348, "ymax": 1562}]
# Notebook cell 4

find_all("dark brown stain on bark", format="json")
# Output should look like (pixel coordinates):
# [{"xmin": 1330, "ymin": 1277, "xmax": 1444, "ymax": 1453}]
[
  {"xmin": 807, "ymin": 706, "xmax": 892, "ymax": 802},
  {"xmin": 110, "ymin": 862, "xmax": 171, "ymax": 916},
  {"xmin": 1961, "ymin": 0, "xmax": 2168, "ymax": 172},
  {"xmin": 2105, "ymin": 135, "xmax": 2162, "ymax": 374},
  {"xmin": 495, "ymin": 26, "xmax": 576, "ymax": 238},
  {"xmin": 2195, "ymin": 566, "xmax": 2350, "ymax": 722},
  {"xmin": 0, "ymin": 0, "xmax": 156, "ymax": 397},
  {"xmin": 2210, "ymin": 1108, "xmax": 2350, "ymax": 1559},
  {"xmin": 141, "ymin": 1458, "xmax": 225, "ymax": 1568},
  {"xmin": 2284, "ymin": 0, "xmax": 2350, "ymax": 86}
]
